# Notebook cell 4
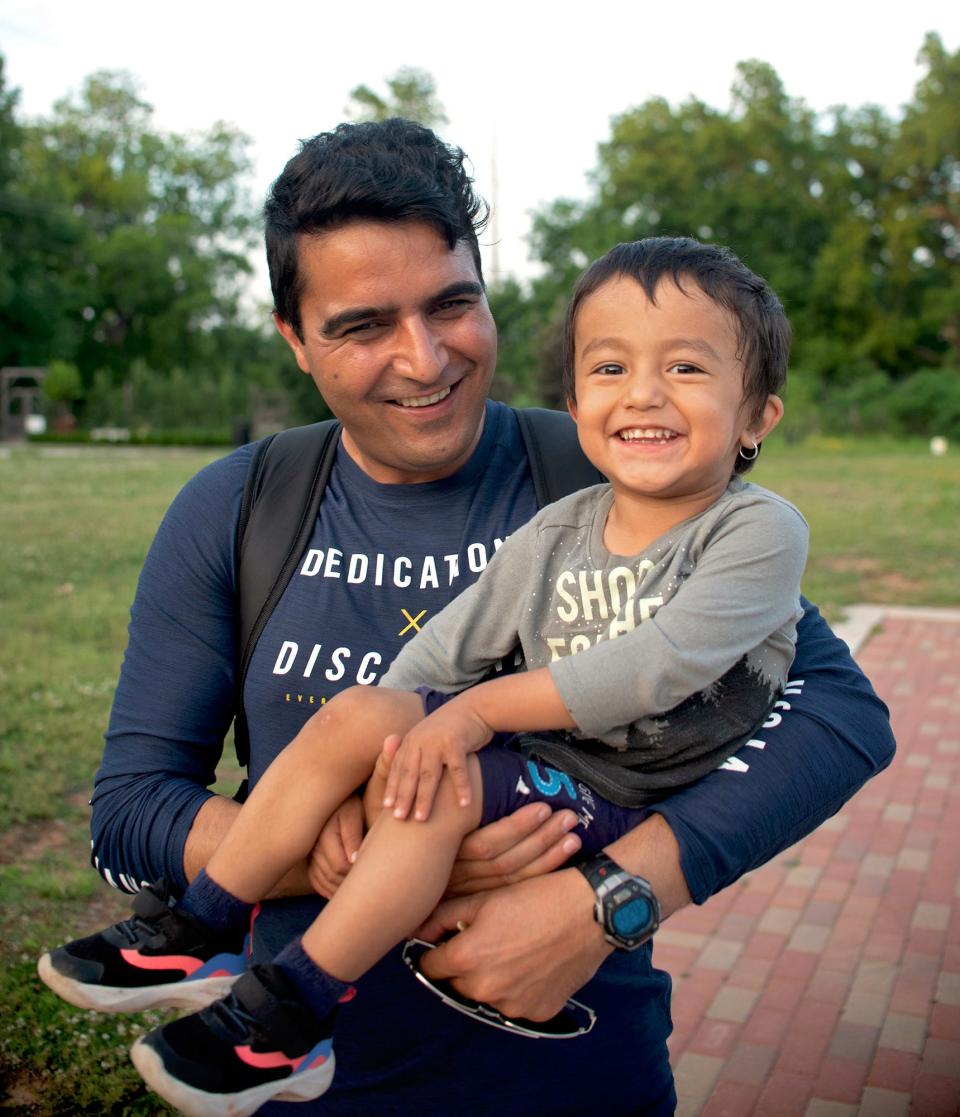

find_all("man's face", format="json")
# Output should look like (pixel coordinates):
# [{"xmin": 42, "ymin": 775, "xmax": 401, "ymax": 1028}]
[{"xmin": 275, "ymin": 220, "xmax": 497, "ymax": 484}]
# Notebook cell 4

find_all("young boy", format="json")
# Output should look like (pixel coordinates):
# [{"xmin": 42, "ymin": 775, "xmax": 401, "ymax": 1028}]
[{"xmin": 39, "ymin": 236, "xmax": 807, "ymax": 1116}]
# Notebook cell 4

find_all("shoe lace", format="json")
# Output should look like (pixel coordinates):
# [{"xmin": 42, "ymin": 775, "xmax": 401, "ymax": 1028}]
[
  {"xmin": 206, "ymin": 993, "xmax": 265, "ymax": 1045},
  {"xmin": 112, "ymin": 912, "xmax": 161, "ymax": 946}
]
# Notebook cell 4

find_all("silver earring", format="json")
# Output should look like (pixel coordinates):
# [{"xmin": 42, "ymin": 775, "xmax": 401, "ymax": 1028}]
[{"xmin": 738, "ymin": 439, "xmax": 759, "ymax": 461}]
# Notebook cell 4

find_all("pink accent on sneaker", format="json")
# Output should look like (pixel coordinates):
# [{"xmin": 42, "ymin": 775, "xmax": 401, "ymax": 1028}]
[
  {"xmin": 248, "ymin": 903, "xmax": 261, "ymax": 957},
  {"xmin": 232, "ymin": 1045, "xmax": 326, "ymax": 1072},
  {"xmin": 119, "ymin": 948, "xmax": 203, "ymax": 976}
]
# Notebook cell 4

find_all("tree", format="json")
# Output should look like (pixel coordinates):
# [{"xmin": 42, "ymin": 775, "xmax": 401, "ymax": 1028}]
[
  {"xmin": 499, "ymin": 36, "xmax": 960, "ymax": 419},
  {"xmin": 0, "ymin": 66, "xmax": 257, "ymax": 388},
  {"xmin": 345, "ymin": 68, "xmax": 447, "ymax": 128},
  {"xmin": 889, "ymin": 33, "xmax": 960, "ymax": 365}
]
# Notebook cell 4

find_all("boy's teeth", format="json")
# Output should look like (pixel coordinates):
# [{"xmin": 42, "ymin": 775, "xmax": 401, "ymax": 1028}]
[
  {"xmin": 396, "ymin": 386, "xmax": 452, "ymax": 408},
  {"xmin": 619, "ymin": 428, "xmax": 678, "ymax": 441}
]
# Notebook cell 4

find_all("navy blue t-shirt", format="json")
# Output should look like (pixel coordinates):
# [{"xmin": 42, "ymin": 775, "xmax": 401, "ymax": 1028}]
[
  {"xmin": 244, "ymin": 400, "xmax": 537, "ymax": 785},
  {"xmin": 92, "ymin": 400, "xmax": 894, "ymax": 1116}
]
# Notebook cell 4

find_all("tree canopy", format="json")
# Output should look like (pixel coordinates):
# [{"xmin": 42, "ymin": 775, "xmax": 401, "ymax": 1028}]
[
  {"xmin": 491, "ymin": 33, "xmax": 960, "ymax": 435},
  {"xmin": 0, "ymin": 67, "xmax": 257, "ymax": 386},
  {"xmin": 2, "ymin": 49, "xmax": 957, "ymax": 440},
  {"xmin": 345, "ymin": 67, "xmax": 448, "ymax": 128}
]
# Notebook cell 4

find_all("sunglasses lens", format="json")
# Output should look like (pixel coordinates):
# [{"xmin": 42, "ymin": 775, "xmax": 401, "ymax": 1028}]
[{"xmin": 401, "ymin": 939, "xmax": 596, "ymax": 1039}]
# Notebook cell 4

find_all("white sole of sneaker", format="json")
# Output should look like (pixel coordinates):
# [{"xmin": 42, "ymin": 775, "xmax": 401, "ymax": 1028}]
[
  {"xmin": 130, "ymin": 1038, "xmax": 336, "ymax": 1117},
  {"xmin": 37, "ymin": 953, "xmax": 240, "ymax": 1014}
]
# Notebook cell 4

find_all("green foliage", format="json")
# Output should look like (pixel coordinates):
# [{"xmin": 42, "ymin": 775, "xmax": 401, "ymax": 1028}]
[
  {"xmin": 41, "ymin": 360, "xmax": 83, "ymax": 404},
  {"xmin": 346, "ymin": 67, "xmax": 448, "ymax": 128},
  {"xmin": 499, "ymin": 34, "xmax": 960, "ymax": 418},
  {"xmin": 886, "ymin": 367, "xmax": 960, "ymax": 436},
  {"xmin": 83, "ymin": 359, "xmax": 247, "ymax": 432},
  {"xmin": 0, "ymin": 67, "xmax": 257, "ymax": 393}
]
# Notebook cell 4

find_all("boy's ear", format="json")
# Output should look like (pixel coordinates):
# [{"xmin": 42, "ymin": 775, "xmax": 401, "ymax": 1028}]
[
  {"xmin": 748, "ymin": 394, "xmax": 784, "ymax": 445},
  {"xmin": 566, "ymin": 397, "xmax": 578, "ymax": 423}
]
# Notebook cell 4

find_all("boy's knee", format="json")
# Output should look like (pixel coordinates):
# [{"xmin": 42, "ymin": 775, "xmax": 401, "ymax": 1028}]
[{"xmin": 307, "ymin": 685, "xmax": 369, "ymax": 729}]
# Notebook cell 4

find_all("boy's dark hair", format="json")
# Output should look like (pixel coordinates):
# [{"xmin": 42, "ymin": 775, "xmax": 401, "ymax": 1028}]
[
  {"xmin": 265, "ymin": 118, "xmax": 488, "ymax": 339},
  {"xmin": 561, "ymin": 237, "xmax": 791, "ymax": 473}
]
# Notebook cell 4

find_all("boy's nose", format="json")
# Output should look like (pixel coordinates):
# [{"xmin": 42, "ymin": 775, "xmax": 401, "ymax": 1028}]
[{"xmin": 623, "ymin": 367, "xmax": 666, "ymax": 409}]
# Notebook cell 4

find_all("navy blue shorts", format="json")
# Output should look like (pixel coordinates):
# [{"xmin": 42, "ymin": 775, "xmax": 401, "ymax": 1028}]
[{"xmin": 416, "ymin": 687, "xmax": 647, "ymax": 852}]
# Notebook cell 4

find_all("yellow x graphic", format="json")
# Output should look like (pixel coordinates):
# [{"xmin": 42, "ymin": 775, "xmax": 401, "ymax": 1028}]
[{"xmin": 399, "ymin": 608, "xmax": 427, "ymax": 636}]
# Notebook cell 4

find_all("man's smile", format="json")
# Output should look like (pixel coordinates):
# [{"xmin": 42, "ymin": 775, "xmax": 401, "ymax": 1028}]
[{"xmin": 394, "ymin": 384, "xmax": 454, "ymax": 409}]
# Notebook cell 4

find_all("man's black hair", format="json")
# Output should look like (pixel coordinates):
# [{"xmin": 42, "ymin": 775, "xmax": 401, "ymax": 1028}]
[
  {"xmin": 561, "ymin": 237, "xmax": 791, "ymax": 473},
  {"xmin": 265, "ymin": 118, "xmax": 488, "ymax": 339}
]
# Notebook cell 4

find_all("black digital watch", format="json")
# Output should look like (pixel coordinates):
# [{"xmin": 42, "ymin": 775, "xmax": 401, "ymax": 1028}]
[{"xmin": 576, "ymin": 852, "xmax": 660, "ymax": 951}]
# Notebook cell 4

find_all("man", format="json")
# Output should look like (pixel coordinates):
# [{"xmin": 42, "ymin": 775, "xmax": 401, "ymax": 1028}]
[{"xmin": 91, "ymin": 119, "xmax": 894, "ymax": 1115}]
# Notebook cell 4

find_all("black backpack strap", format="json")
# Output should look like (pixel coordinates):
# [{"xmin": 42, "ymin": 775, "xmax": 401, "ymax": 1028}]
[
  {"xmin": 513, "ymin": 407, "xmax": 605, "ymax": 507},
  {"xmin": 233, "ymin": 419, "xmax": 341, "ymax": 768}
]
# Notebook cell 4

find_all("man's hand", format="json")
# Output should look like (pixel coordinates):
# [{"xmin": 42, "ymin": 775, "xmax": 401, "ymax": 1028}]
[
  {"xmin": 417, "ymin": 870, "xmax": 611, "ymax": 1022},
  {"xmin": 382, "ymin": 699, "xmax": 493, "ymax": 821},
  {"xmin": 445, "ymin": 801, "xmax": 582, "ymax": 896},
  {"xmin": 306, "ymin": 795, "xmax": 365, "ymax": 899}
]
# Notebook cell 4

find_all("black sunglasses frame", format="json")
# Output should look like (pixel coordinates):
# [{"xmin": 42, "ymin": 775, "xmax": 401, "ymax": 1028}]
[{"xmin": 401, "ymin": 938, "xmax": 597, "ymax": 1039}]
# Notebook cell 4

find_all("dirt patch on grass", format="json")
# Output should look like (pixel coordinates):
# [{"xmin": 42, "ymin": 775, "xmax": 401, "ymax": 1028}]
[
  {"xmin": 0, "ymin": 819, "xmax": 72, "ymax": 867},
  {"xmin": 820, "ymin": 555, "xmax": 927, "ymax": 598},
  {"xmin": 0, "ymin": 792, "xmax": 91, "ymax": 866},
  {"xmin": 0, "ymin": 1072, "xmax": 42, "ymax": 1112}
]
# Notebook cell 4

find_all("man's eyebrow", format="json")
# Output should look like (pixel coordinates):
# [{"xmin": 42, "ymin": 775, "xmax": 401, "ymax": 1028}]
[
  {"xmin": 430, "ymin": 280, "xmax": 484, "ymax": 303},
  {"xmin": 321, "ymin": 304, "xmax": 396, "ymax": 337},
  {"xmin": 320, "ymin": 282, "xmax": 483, "ymax": 337}
]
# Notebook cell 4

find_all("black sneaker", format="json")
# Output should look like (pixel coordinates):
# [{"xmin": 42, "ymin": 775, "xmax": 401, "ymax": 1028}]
[
  {"xmin": 37, "ymin": 881, "xmax": 248, "ymax": 1013},
  {"xmin": 130, "ymin": 964, "xmax": 336, "ymax": 1117}
]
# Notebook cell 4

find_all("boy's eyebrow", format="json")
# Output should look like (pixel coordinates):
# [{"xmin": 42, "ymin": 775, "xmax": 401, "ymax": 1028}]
[
  {"xmin": 580, "ymin": 336, "xmax": 624, "ymax": 358},
  {"xmin": 579, "ymin": 335, "xmax": 725, "ymax": 361},
  {"xmin": 664, "ymin": 337, "xmax": 725, "ymax": 361},
  {"xmin": 320, "ymin": 281, "xmax": 483, "ymax": 337}
]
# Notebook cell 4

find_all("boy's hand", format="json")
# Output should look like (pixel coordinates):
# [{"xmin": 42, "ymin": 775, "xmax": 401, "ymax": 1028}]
[{"xmin": 382, "ymin": 699, "xmax": 492, "ymax": 821}]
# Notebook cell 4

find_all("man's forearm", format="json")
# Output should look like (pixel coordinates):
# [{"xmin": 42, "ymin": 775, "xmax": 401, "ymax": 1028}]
[
  {"xmin": 183, "ymin": 793, "xmax": 314, "ymax": 898},
  {"xmin": 606, "ymin": 812, "xmax": 692, "ymax": 919}
]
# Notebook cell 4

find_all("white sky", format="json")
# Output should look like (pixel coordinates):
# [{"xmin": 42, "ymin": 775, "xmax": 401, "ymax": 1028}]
[{"xmin": 2, "ymin": 0, "xmax": 959, "ymax": 296}]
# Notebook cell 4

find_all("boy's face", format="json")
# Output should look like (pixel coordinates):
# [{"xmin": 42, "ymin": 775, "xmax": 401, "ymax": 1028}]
[{"xmin": 568, "ymin": 276, "xmax": 781, "ymax": 511}]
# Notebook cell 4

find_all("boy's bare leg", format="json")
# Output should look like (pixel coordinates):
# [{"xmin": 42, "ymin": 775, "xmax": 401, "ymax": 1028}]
[
  {"xmin": 302, "ymin": 759, "xmax": 484, "ymax": 981},
  {"xmin": 203, "ymin": 686, "xmax": 425, "ymax": 902}
]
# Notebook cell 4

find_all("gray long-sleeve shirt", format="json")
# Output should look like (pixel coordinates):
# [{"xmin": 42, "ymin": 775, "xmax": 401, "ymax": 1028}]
[{"xmin": 383, "ymin": 478, "xmax": 808, "ymax": 805}]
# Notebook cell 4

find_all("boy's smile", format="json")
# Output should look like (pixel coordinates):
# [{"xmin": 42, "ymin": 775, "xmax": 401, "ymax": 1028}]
[{"xmin": 569, "ymin": 276, "xmax": 782, "ymax": 548}]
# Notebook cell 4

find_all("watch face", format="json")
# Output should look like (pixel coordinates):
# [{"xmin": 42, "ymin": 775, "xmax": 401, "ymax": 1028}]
[{"xmin": 611, "ymin": 892, "xmax": 655, "ymax": 938}]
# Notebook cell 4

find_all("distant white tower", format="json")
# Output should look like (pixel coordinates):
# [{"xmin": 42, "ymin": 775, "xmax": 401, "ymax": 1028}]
[{"xmin": 489, "ymin": 130, "xmax": 502, "ymax": 287}]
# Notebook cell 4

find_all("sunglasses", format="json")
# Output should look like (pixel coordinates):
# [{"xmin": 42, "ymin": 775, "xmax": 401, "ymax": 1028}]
[{"xmin": 401, "ymin": 939, "xmax": 597, "ymax": 1039}]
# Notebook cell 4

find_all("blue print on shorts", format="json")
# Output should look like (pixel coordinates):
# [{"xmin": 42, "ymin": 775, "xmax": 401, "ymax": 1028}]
[{"xmin": 525, "ymin": 759, "xmax": 578, "ymax": 801}]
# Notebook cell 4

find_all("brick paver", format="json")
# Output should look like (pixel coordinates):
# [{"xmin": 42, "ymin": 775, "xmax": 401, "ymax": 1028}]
[{"xmin": 667, "ymin": 611, "xmax": 960, "ymax": 1116}]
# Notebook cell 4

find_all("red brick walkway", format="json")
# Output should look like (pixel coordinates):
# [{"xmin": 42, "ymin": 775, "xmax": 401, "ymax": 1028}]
[{"xmin": 662, "ymin": 612, "xmax": 960, "ymax": 1117}]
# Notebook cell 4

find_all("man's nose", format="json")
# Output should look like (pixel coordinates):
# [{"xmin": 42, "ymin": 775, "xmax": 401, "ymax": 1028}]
[{"xmin": 392, "ymin": 316, "xmax": 446, "ymax": 382}]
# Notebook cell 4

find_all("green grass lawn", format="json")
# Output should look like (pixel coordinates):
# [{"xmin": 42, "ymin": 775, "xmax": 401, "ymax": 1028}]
[
  {"xmin": 753, "ymin": 436, "xmax": 959, "ymax": 614},
  {"xmin": 0, "ymin": 436, "xmax": 956, "ymax": 1113}
]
